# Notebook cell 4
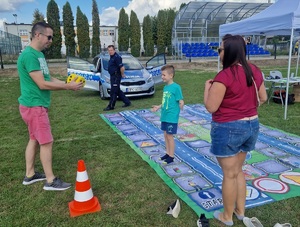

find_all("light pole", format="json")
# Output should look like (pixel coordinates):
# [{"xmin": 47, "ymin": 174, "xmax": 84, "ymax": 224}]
[
  {"xmin": 13, "ymin": 14, "xmax": 19, "ymax": 37},
  {"xmin": 0, "ymin": 48, "xmax": 4, "ymax": 69}
]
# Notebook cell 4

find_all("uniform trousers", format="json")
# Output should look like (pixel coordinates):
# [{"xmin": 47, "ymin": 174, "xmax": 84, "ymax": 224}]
[{"xmin": 108, "ymin": 74, "xmax": 130, "ymax": 108}]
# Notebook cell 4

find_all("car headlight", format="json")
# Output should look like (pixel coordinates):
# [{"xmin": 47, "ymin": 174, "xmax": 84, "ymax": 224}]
[{"xmin": 147, "ymin": 75, "xmax": 153, "ymax": 83}]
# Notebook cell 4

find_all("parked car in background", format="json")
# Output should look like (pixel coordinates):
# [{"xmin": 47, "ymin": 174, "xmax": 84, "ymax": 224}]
[{"xmin": 67, "ymin": 52, "xmax": 166, "ymax": 99}]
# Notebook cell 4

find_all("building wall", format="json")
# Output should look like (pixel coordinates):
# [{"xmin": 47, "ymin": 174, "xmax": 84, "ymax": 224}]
[
  {"xmin": 2, "ymin": 22, "xmax": 119, "ymax": 55},
  {"xmin": 0, "ymin": 30, "xmax": 22, "ymax": 55},
  {"xmin": 4, "ymin": 23, "xmax": 32, "ymax": 50},
  {"xmin": 99, "ymin": 26, "xmax": 118, "ymax": 49}
]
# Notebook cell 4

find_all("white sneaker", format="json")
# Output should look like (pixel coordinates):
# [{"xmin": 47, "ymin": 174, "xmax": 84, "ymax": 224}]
[
  {"xmin": 273, "ymin": 223, "xmax": 292, "ymax": 227},
  {"xmin": 166, "ymin": 199, "xmax": 181, "ymax": 218},
  {"xmin": 243, "ymin": 217, "xmax": 263, "ymax": 227}
]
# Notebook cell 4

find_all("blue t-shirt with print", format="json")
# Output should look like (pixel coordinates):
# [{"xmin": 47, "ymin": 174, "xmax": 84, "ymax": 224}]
[{"xmin": 160, "ymin": 82, "xmax": 183, "ymax": 123}]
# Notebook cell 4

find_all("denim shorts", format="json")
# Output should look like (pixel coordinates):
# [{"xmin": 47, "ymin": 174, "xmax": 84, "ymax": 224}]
[
  {"xmin": 210, "ymin": 118, "xmax": 259, "ymax": 157},
  {"xmin": 161, "ymin": 122, "xmax": 178, "ymax": 134}
]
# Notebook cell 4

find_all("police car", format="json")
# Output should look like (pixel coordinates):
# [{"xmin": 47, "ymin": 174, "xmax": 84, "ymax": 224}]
[{"xmin": 67, "ymin": 52, "xmax": 166, "ymax": 99}]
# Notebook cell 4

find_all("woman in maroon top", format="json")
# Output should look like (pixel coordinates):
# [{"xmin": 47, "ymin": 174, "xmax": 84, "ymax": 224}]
[{"xmin": 204, "ymin": 34, "xmax": 267, "ymax": 226}]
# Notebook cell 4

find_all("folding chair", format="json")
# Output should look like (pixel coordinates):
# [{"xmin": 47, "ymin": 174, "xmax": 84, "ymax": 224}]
[
  {"xmin": 262, "ymin": 72, "xmax": 268, "ymax": 90},
  {"xmin": 267, "ymin": 70, "xmax": 286, "ymax": 106},
  {"xmin": 269, "ymin": 70, "xmax": 283, "ymax": 79}
]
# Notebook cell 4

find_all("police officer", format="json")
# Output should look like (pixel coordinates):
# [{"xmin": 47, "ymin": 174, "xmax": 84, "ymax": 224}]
[{"xmin": 104, "ymin": 45, "xmax": 131, "ymax": 111}]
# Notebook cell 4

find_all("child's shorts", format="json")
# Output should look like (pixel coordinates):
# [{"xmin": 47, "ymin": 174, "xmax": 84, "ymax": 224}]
[
  {"xmin": 19, "ymin": 105, "xmax": 53, "ymax": 145},
  {"xmin": 161, "ymin": 122, "xmax": 178, "ymax": 134},
  {"xmin": 210, "ymin": 118, "xmax": 259, "ymax": 157}
]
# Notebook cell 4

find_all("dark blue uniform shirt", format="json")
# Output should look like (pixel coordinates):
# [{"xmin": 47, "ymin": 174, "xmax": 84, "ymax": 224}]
[{"xmin": 108, "ymin": 52, "xmax": 123, "ymax": 76}]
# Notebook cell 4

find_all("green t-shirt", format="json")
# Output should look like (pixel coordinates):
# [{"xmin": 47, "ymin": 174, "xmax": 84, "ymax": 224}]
[
  {"xmin": 160, "ymin": 82, "xmax": 183, "ymax": 123},
  {"xmin": 17, "ymin": 46, "xmax": 51, "ymax": 108}
]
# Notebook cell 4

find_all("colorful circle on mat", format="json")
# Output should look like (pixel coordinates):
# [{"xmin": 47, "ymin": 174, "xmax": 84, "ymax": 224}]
[
  {"xmin": 198, "ymin": 190, "xmax": 215, "ymax": 199},
  {"xmin": 279, "ymin": 172, "xmax": 300, "ymax": 186},
  {"xmin": 245, "ymin": 152, "xmax": 252, "ymax": 161},
  {"xmin": 253, "ymin": 178, "xmax": 289, "ymax": 194},
  {"xmin": 245, "ymin": 185, "xmax": 260, "ymax": 200}
]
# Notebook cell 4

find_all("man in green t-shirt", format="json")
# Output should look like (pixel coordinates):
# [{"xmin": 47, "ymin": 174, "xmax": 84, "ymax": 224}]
[{"xmin": 18, "ymin": 22, "xmax": 83, "ymax": 191}]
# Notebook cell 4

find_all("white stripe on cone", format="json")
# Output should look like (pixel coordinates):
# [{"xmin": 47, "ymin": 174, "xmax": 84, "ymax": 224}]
[
  {"xmin": 74, "ymin": 188, "xmax": 94, "ymax": 202},
  {"xmin": 76, "ymin": 170, "xmax": 88, "ymax": 182}
]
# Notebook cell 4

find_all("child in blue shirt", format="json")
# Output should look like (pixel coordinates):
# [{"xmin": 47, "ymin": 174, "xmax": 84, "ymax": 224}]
[{"xmin": 152, "ymin": 65, "xmax": 184, "ymax": 164}]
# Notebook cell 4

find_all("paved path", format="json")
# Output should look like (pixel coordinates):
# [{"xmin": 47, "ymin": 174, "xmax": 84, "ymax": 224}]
[
  {"xmin": 2, "ymin": 62, "xmax": 67, "ymax": 69},
  {"xmin": 1, "ymin": 55, "xmax": 294, "ymax": 70}
]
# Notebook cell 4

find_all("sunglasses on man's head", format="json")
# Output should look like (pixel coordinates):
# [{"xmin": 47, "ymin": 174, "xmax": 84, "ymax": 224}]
[
  {"xmin": 39, "ymin": 33, "xmax": 53, "ymax": 40},
  {"xmin": 217, "ymin": 48, "xmax": 224, "ymax": 54}
]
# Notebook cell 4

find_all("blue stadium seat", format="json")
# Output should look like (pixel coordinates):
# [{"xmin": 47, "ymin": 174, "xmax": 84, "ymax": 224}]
[
  {"xmin": 184, "ymin": 43, "xmax": 190, "ymax": 48},
  {"xmin": 197, "ymin": 52, "xmax": 203, "ymax": 57},
  {"xmin": 182, "ymin": 48, "xmax": 188, "ymax": 54}
]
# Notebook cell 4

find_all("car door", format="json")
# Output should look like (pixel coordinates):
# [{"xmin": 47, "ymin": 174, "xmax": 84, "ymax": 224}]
[
  {"xmin": 145, "ymin": 54, "xmax": 166, "ymax": 84},
  {"xmin": 67, "ymin": 56, "xmax": 100, "ymax": 92}
]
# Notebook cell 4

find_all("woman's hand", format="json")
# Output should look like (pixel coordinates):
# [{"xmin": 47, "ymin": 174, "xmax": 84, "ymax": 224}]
[{"xmin": 205, "ymin": 79, "xmax": 214, "ymax": 91}]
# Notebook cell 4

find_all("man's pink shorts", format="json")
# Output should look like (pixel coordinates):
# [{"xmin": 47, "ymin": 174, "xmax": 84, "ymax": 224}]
[{"xmin": 19, "ymin": 105, "xmax": 53, "ymax": 145}]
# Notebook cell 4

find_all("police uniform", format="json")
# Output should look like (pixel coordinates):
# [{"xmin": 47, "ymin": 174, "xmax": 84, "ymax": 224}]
[{"xmin": 105, "ymin": 52, "xmax": 131, "ymax": 110}]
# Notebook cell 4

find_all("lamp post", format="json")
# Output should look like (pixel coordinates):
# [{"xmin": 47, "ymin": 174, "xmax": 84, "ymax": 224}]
[
  {"xmin": 13, "ymin": 14, "xmax": 19, "ymax": 37},
  {"xmin": 0, "ymin": 48, "xmax": 4, "ymax": 69}
]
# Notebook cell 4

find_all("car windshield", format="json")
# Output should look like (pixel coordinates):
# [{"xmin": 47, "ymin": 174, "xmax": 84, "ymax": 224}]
[
  {"xmin": 102, "ymin": 58, "xmax": 109, "ymax": 70},
  {"xmin": 122, "ymin": 57, "xmax": 143, "ymax": 70},
  {"xmin": 68, "ymin": 57, "xmax": 93, "ymax": 71},
  {"xmin": 102, "ymin": 55, "xmax": 143, "ymax": 71}
]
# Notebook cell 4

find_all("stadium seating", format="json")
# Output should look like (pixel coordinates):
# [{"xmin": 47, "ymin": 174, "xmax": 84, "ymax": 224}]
[
  {"xmin": 182, "ymin": 42, "xmax": 219, "ymax": 58},
  {"xmin": 182, "ymin": 42, "xmax": 270, "ymax": 58}
]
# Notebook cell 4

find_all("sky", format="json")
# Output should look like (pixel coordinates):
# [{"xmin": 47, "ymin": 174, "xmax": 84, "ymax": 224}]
[{"xmin": 0, "ymin": 0, "xmax": 190, "ymax": 30}]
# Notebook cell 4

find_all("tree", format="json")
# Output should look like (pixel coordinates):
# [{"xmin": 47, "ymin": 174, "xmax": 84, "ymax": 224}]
[
  {"xmin": 91, "ymin": 0, "xmax": 101, "ymax": 56},
  {"xmin": 165, "ymin": 8, "xmax": 176, "ymax": 55},
  {"xmin": 152, "ymin": 16, "xmax": 158, "ymax": 48},
  {"xmin": 46, "ymin": 0, "xmax": 62, "ymax": 58},
  {"xmin": 32, "ymin": 9, "xmax": 45, "ymax": 25},
  {"xmin": 63, "ymin": 2, "xmax": 76, "ymax": 56},
  {"xmin": 118, "ymin": 8, "xmax": 129, "ymax": 51},
  {"xmin": 129, "ymin": 10, "xmax": 140, "ymax": 57},
  {"xmin": 156, "ymin": 10, "xmax": 167, "ymax": 54},
  {"xmin": 142, "ymin": 15, "xmax": 154, "ymax": 56},
  {"xmin": 179, "ymin": 3, "xmax": 187, "ymax": 10},
  {"xmin": 76, "ymin": 6, "xmax": 90, "ymax": 59},
  {"xmin": 154, "ymin": 8, "xmax": 176, "ymax": 55}
]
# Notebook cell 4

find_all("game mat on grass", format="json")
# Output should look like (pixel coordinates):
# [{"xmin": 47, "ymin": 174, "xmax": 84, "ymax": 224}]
[{"xmin": 100, "ymin": 104, "xmax": 300, "ymax": 218}]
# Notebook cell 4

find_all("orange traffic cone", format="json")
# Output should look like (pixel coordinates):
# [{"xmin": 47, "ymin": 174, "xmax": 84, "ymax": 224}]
[{"xmin": 69, "ymin": 160, "xmax": 101, "ymax": 217}]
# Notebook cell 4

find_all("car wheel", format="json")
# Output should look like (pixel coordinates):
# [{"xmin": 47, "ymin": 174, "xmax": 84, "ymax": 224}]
[{"xmin": 99, "ymin": 83, "xmax": 106, "ymax": 100}]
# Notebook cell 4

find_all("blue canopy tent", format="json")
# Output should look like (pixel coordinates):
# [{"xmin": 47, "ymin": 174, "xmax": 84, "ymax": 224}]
[{"xmin": 219, "ymin": 0, "xmax": 300, "ymax": 119}]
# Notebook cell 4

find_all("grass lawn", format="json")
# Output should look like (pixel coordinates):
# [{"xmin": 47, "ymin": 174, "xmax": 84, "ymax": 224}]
[{"xmin": 0, "ymin": 67, "xmax": 299, "ymax": 227}]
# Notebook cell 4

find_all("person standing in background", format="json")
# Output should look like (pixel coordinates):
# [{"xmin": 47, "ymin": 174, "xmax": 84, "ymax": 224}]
[
  {"xmin": 294, "ymin": 40, "xmax": 299, "ymax": 56},
  {"xmin": 103, "ymin": 45, "xmax": 131, "ymax": 111}
]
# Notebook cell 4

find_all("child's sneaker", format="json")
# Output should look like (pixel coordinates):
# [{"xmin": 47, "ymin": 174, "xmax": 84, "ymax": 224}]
[
  {"xmin": 164, "ymin": 156, "xmax": 174, "ymax": 164},
  {"xmin": 160, "ymin": 154, "xmax": 169, "ymax": 160},
  {"xmin": 22, "ymin": 172, "xmax": 46, "ymax": 185},
  {"xmin": 43, "ymin": 177, "xmax": 71, "ymax": 191}
]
